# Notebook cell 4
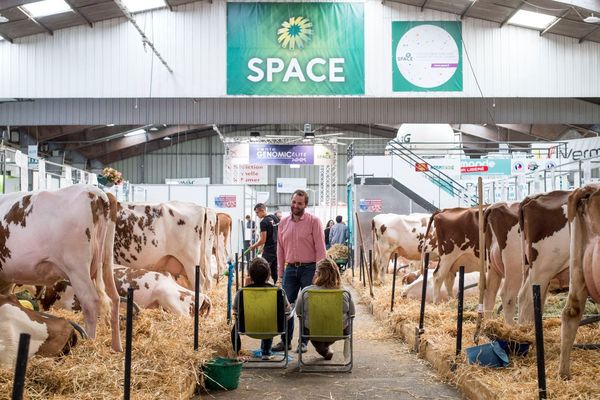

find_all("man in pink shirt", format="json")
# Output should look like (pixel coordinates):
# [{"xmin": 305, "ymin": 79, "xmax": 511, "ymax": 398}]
[{"xmin": 272, "ymin": 190, "xmax": 326, "ymax": 353}]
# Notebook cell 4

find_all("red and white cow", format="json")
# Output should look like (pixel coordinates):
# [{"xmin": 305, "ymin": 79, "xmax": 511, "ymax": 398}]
[
  {"xmin": 43, "ymin": 265, "xmax": 212, "ymax": 317},
  {"xmin": 483, "ymin": 202, "xmax": 522, "ymax": 324},
  {"xmin": 371, "ymin": 213, "xmax": 437, "ymax": 284},
  {"xmin": 560, "ymin": 184, "xmax": 600, "ymax": 379},
  {"xmin": 402, "ymin": 270, "xmax": 479, "ymax": 303},
  {"xmin": 214, "ymin": 212, "xmax": 232, "ymax": 278},
  {"xmin": 0, "ymin": 293, "xmax": 78, "ymax": 368},
  {"xmin": 427, "ymin": 207, "xmax": 484, "ymax": 304},
  {"xmin": 0, "ymin": 185, "xmax": 121, "ymax": 351},
  {"xmin": 114, "ymin": 202, "xmax": 218, "ymax": 292},
  {"xmin": 517, "ymin": 190, "xmax": 570, "ymax": 324}
]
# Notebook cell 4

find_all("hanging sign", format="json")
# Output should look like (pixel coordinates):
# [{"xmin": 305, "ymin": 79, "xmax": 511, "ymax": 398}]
[
  {"xmin": 229, "ymin": 165, "xmax": 268, "ymax": 185},
  {"xmin": 250, "ymin": 144, "xmax": 314, "ymax": 165},
  {"xmin": 392, "ymin": 21, "xmax": 462, "ymax": 92},
  {"xmin": 359, "ymin": 199, "xmax": 383, "ymax": 212},
  {"xmin": 227, "ymin": 2, "xmax": 365, "ymax": 95}
]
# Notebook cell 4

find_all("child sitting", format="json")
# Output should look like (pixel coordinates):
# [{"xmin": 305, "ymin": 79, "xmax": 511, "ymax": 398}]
[
  {"xmin": 231, "ymin": 257, "xmax": 290, "ymax": 360},
  {"xmin": 295, "ymin": 258, "xmax": 355, "ymax": 360}
]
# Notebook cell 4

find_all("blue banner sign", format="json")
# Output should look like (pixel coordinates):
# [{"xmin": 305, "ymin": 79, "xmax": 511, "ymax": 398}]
[{"xmin": 249, "ymin": 144, "xmax": 314, "ymax": 165}]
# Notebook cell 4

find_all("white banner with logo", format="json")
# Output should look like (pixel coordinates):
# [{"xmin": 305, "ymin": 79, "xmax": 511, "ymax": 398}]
[{"xmin": 548, "ymin": 137, "xmax": 600, "ymax": 163}]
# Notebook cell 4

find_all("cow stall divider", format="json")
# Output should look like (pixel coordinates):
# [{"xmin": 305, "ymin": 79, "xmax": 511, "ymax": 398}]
[
  {"xmin": 474, "ymin": 177, "xmax": 487, "ymax": 344},
  {"xmin": 354, "ymin": 211, "xmax": 373, "ymax": 297},
  {"xmin": 124, "ymin": 287, "xmax": 134, "ymax": 400},
  {"xmin": 227, "ymin": 261, "xmax": 234, "ymax": 324},
  {"xmin": 11, "ymin": 333, "xmax": 31, "ymax": 400},
  {"xmin": 414, "ymin": 252, "xmax": 430, "ymax": 353},
  {"xmin": 194, "ymin": 265, "xmax": 200, "ymax": 351},
  {"xmin": 533, "ymin": 284, "xmax": 547, "ymax": 400},
  {"xmin": 451, "ymin": 266, "xmax": 466, "ymax": 373}
]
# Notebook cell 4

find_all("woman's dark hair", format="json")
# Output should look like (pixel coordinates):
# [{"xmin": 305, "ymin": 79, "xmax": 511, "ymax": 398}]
[
  {"xmin": 326, "ymin": 219, "xmax": 334, "ymax": 228},
  {"xmin": 249, "ymin": 257, "xmax": 270, "ymax": 284}
]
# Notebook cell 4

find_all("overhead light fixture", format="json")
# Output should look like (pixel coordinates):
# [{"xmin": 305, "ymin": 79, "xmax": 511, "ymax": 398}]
[
  {"xmin": 124, "ymin": 128, "xmax": 146, "ymax": 137},
  {"xmin": 163, "ymin": 136, "xmax": 171, "ymax": 141},
  {"xmin": 149, "ymin": 127, "xmax": 159, "ymax": 131},
  {"xmin": 584, "ymin": 13, "xmax": 600, "ymax": 23},
  {"xmin": 507, "ymin": 9, "xmax": 557, "ymax": 30},
  {"xmin": 106, "ymin": 124, "xmax": 115, "ymax": 127},
  {"xmin": 22, "ymin": 0, "xmax": 72, "ymax": 18},
  {"xmin": 120, "ymin": 0, "xmax": 167, "ymax": 13},
  {"xmin": 0, "ymin": 14, "xmax": 8, "ymax": 23}
]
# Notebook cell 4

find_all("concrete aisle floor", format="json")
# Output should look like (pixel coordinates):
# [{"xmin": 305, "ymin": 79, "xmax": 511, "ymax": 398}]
[{"xmin": 196, "ymin": 286, "xmax": 462, "ymax": 400}]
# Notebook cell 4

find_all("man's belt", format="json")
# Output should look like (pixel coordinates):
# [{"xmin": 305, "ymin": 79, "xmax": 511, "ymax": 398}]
[{"xmin": 288, "ymin": 262, "xmax": 315, "ymax": 267}]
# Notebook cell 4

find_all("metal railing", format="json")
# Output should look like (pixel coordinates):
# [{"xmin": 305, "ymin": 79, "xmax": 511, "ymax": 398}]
[{"xmin": 483, "ymin": 157, "xmax": 600, "ymax": 203}]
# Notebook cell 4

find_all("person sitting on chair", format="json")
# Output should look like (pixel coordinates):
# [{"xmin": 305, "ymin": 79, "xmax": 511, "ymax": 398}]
[
  {"xmin": 231, "ymin": 257, "xmax": 290, "ymax": 360},
  {"xmin": 295, "ymin": 258, "xmax": 355, "ymax": 360}
]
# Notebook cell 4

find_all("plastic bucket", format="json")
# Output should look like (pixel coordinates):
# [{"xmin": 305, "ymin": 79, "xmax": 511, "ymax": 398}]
[
  {"xmin": 203, "ymin": 357, "xmax": 243, "ymax": 391},
  {"xmin": 466, "ymin": 341, "xmax": 509, "ymax": 368},
  {"xmin": 496, "ymin": 338, "xmax": 530, "ymax": 357}
]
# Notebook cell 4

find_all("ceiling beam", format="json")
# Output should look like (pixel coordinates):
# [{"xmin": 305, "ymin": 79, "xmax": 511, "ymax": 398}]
[
  {"xmin": 461, "ymin": 0, "xmax": 477, "ymax": 20},
  {"xmin": 78, "ymin": 125, "xmax": 207, "ymax": 158},
  {"xmin": 496, "ymin": 124, "xmax": 570, "ymax": 141},
  {"xmin": 579, "ymin": 24, "xmax": 600, "ymax": 43},
  {"xmin": 17, "ymin": 5, "xmax": 53, "ymax": 36},
  {"xmin": 63, "ymin": 0, "xmax": 93, "ymax": 28},
  {"xmin": 453, "ymin": 124, "xmax": 535, "ymax": 143},
  {"xmin": 98, "ymin": 129, "xmax": 216, "ymax": 164},
  {"xmin": 164, "ymin": 0, "xmax": 174, "ymax": 12},
  {"xmin": 0, "ymin": 31, "xmax": 13, "ymax": 43},
  {"xmin": 25, "ymin": 125, "xmax": 91, "ymax": 141},
  {"xmin": 0, "ymin": 1, "xmax": 38, "ymax": 11},
  {"xmin": 328, "ymin": 124, "xmax": 398, "ymax": 138},
  {"xmin": 420, "ymin": 0, "xmax": 430, "ymax": 12},
  {"xmin": 55, "ymin": 125, "xmax": 140, "ymax": 149},
  {"xmin": 500, "ymin": 1, "xmax": 525, "ymax": 28},
  {"xmin": 540, "ymin": 8, "xmax": 570, "ymax": 36}
]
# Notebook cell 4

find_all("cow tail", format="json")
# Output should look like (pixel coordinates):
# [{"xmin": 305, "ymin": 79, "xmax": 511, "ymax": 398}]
[
  {"xmin": 101, "ymin": 194, "xmax": 120, "ymax": 315},
  {"xmin": 422, "ymin": 212, "xmax": 438, "ymax": 273},
  {"xmin": 92, "ymin": 195, "xmax": 111, "ymax": 321}
]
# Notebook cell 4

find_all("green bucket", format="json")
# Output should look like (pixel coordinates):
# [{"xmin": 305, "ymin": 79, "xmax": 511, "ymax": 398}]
[{"xmin": 202, "ymin": 357, "xmax": 243, "ymax": 391}]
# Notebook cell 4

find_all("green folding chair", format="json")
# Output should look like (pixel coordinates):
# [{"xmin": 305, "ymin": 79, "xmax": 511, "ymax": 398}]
[
  {"xmin": 233, "ymin": 287, "xmax": 290, "ymax": 368},
  {"xmin": 297, "ymin": 289, "xmax": 355, "ymax": 373}
]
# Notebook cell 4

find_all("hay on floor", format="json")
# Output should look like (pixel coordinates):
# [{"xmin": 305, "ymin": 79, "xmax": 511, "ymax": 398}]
[
  {"xmin": 345, "ymin": 274, "xmax": 600, "ymax": 400},
  {"xmin": 0, "ymin": 286, "xmax": 230, "ymax": 400}
]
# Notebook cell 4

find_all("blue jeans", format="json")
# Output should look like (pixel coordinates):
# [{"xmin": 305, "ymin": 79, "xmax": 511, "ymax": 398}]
[
  {"xmin": 231, "ymin": 328, "xmax": 273, "ymax": 356},
  {"xmin": 282, "ymin": 263, "xmax": 316, "ymax": 345}
]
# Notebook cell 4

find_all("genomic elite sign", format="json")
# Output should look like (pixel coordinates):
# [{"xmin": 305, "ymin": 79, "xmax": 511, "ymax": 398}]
[
  {"xmin": 227, "ymin": 2, "xmax": 365, "ymax": 95},
  {"xmin": 392, "ymin": 21, "xmax": 462, "ymax": 92}
]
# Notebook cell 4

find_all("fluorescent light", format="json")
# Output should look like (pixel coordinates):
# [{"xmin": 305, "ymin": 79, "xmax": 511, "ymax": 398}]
[
  {"xmin": 163, "ymin": 136, "xmax": 171, "ymax": 141},
  {"xmin": 106, "ymin": 124, "xmax": 115, "ymax": 127},
  {"xmin": 508, "ymin": 9, "xmax": 557, "ymax": 30},
  {"xmin": 124, "ymin": 129, "xmax": 146, "ymax": 137},
  {"xmin": 121, "ymin": 0, "xmax": 167, "ymax": 13},
  {"xmin": 149, "ymin": 127, "xmax": 159, "ymax": 131},
  {"xmin": 584, "ymin": 14, "xmax": 600, "ymax": 24},
  {"xmin": 22, "ymin": 0, "xmax": 72, "ymax": 18},
  {"xmin": 0, "ymin": 14, "xmax": 8, "ymax": 23}
]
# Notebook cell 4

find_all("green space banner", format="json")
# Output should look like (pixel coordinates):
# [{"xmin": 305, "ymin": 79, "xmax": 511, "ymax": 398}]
[
  {"xmin": 392, "ymin": 21, "xmax": 462, "ymax": 92},
  {"xmin": 227, "ymin": 2, "xmax": 365, "ymax": 95}
]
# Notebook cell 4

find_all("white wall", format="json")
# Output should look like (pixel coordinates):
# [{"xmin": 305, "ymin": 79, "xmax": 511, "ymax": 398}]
[{"xmin": 0, "ymin": 0, "xmax": 599, "ymax": 98}]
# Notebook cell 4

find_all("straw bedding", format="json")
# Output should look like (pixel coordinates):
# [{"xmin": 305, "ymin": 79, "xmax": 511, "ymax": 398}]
[
  {"xmin": 0, "ymin": 286, "xmax": 230, "ymax": 400},
  {"xmin": 327, "ymin": 244, "xmax": 349, "ymax": 261},
  {"xmin": 345, "ymin": 274, "xmax": 600, "ymax": 400}
]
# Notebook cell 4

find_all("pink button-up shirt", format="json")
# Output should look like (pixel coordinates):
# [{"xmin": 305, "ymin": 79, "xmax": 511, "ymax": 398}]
[{"xmin": 277, "ymin": 211, "xmax": 327, "ymax": 278}]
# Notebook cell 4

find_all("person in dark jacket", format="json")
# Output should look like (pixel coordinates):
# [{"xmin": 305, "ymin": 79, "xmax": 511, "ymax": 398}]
[{"xmin": 324, "ymin": 220, "xmax": 334, "ymax": 249}]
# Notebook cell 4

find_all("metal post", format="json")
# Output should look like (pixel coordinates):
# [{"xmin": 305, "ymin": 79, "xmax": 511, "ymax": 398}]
[
  {"xmin": 235, "ymin": 252, "xmax": 239, "ymax": 292},
  {"xmin": 350, "ymin": 244, "xmax": 355, "ymax": 279},
  {"xmin": 391, "ymin": 254, "xmax": 398, "ymax": 312},
  {"xmin": 227, "ymin": 262, "xmax": 234, "ymax": 324},
  {"xmin": 11, "ymin": 333, "xmax": 30, "ymax": 400},
  {"xmin": 456, "ymin": 266, "xmax": 465, "ymax": 357},
  {"xmin": 360, "ymin": 248, "xmax": 365, "ymax": 288},
  {"xmin": 368, "ymin": 249, "xmax": 373, "ymax": 289},
  {"xmin": 418, "ymin": 253, "xmax": 429, "ymax": 332},
  {"xmin": 415, "ymin": 252, "xmax": 429, "ymax": 353},
  {"xmin": 124, "ymin": 288, "xmax": 134, "ymax": 400},
  {"xmin": 533, "ymin": 284, "xmax": 547, "ymax": 400},
  {"xmin": 194, "ymin": 265, "xmax": 200, "ymax": 351}
]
